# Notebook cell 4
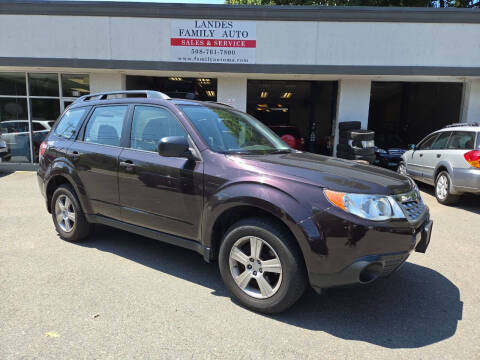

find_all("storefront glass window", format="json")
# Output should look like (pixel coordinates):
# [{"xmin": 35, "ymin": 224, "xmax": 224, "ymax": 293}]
[
  {"xmin": 0, "ymin": 73, "xmax": 26, "ymax": 96},
  {"xmin": 62, "ymin": 74, "xmax": 90, "ymax": 98},
  {"xmin": 31, "ymin": 98, "xmax": 61, "ymax": 120},
  {"xmin": 28, "ymin": 73, "xmax": 59, "ymax": 97},
  {"xmin": 0, "ymin": 98, "xmax": 31, "ymax": 163},
  {"xmin": 0, "ymin": 72, "xmax": 89, "ymax": 163}
]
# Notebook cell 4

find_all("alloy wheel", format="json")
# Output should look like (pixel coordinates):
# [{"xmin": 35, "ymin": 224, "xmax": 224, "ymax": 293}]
[
  {"xmin": 54, "ymin": 194, "xmax": 76, "ymax": 233},
  {"xmin": 436, "ymin": 175, "xmax": 448, "ymax": 200},
  {"xmin": 229, "ymin": 236, "xmax": 283, "ymax": 299}
]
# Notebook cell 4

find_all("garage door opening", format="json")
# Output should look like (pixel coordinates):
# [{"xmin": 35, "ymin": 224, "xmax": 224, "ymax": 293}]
[
  {"xmin": 368, "ymin": 81, "xmax": 463, "ymax": 149},
  {"xmin": 126, "ymin": 76, "xmax": 217, "ymax": 101},
  {"xmin": 247, "ymin": 80, "xmax": 337, "ymax": 155}
]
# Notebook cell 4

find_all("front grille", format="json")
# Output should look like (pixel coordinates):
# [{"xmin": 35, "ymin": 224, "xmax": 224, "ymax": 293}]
[
  {"xmin": 393, "ymin": 189, "xmax": 426, "ymax": 222},
  {"xmin": 382, "ymin": 253, "xmax": 409, "ymax": 276},
  {"xmin": 388, "ymin": 149, "xmax": 405, "ymax": 156},
  {"xmin": 399, "ymin": 200, "xmax": 426, "ymax": 221}
]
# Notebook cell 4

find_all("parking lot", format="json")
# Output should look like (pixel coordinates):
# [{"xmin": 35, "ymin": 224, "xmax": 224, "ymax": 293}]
[{"xmin": 0, "ymin": 170, "xmax": 479, "ymax": 359}]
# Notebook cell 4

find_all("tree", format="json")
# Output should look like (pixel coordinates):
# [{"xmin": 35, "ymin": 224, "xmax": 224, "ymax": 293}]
[{"xmin": 225, "ymin": 0, "xmax": 479, "ymax": 7}]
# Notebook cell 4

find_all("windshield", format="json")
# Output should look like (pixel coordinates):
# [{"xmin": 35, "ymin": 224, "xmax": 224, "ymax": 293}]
[{"xmin": 180, "ymin": 105, "xmax": 291, "ymax": 154}]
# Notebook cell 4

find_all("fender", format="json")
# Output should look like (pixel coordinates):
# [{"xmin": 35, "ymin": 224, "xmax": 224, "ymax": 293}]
[
  {"xmin": 201, "ymin": 180, "xmax": 320, "ymax": 266},
  {"xmin": 45, "ymin": 157, "xmax": 93, "ymax": 214}
]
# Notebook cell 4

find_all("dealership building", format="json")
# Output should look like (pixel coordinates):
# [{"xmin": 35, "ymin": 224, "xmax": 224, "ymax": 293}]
[{"xmin": 0, "ymin": 0, "xmax": 479, "ymax": 164}]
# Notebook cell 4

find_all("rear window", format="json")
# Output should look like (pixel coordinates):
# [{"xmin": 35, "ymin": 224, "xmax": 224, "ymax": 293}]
[
  {"xmin": 55, "ymin": 107, "xmax": 89, "ymax": 139},
  {"xmin": 447, "ymin": 131, "xmax": 476, "ymax": 150}
]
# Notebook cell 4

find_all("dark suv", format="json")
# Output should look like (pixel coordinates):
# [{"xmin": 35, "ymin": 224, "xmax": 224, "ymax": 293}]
[{"xmin": 38, "ymin": 90, "xmax": 433, "ymax": 313}]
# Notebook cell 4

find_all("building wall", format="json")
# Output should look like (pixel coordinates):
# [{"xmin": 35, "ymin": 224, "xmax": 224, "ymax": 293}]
[{"xmin": 1, "ymin": 15, "xmax": 480, "ymax": 68}]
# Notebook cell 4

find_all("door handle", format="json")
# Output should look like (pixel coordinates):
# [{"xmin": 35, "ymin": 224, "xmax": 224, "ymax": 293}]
[
  {"xmin": 419, "ymin": 154, "xmax": 423, "ymax": 157},
  {"xmin": 120, "ymin": 160, "xmax": 136, "ymax": 169},
  {"xmin": 71, "ymin": 151, "xmax": 80, "ymax": 160},
  {"xmin": 437, "ymin": 154, "xmax": 441, "ymax": 158}
]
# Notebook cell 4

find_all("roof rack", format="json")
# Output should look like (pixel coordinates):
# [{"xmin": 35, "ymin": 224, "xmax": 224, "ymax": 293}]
[
  {"xmin": 204, "ymin": 101, "xmax": 233, "ymax": 108},
  {"xmin": 72, "ymin": 90, "xmax": 170, "ymax": 104},
  {"xmin": 445, "ymin": 122, "xmax": 479, "ymax": 128}
]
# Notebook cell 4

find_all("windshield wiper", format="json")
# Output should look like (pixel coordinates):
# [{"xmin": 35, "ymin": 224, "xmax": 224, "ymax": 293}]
[{"xmin": 267, "ymin": 149, "xmax": 292, "ymax": 154}]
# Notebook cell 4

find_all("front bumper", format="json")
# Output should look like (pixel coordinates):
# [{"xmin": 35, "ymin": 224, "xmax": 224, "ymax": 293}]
[{"xmin": 301, "ymin": 205, "xmax": 432, "ymax": 291}]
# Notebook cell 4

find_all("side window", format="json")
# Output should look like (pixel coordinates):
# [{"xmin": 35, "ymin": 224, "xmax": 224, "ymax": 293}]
[
  {"xmin": 84, "ymin": 106, "xmax": 127, "ymax": 147},
  {"xmin": 431, "ymin": 131, "xmax": 452, "ymax": 150},
  {"xmin": 55, "ymin": 107, "xmax": 89, "ymax": 139},
  {"xmin": 447, "ymin": 131, "xmax": 475, "ymax": 150},
  {"xmin": 417, "ymin": 134, "xmax": 438, "ymax": 150},
  {"xmin": 130, "ymin": 106, "xmax": 187, "ymax": 152}
]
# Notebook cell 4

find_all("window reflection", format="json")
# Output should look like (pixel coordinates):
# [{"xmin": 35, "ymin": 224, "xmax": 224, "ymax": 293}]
[
  {"xmin": 0, "ymin": 72, "xmax": 89, "ymax": 163},
  {"xmin": 62, "ymin": 74, "xmax": 89, "ymax": 97},
  {"xmin": 0, "ymin": 98, "xmax": 31, "ymax": 163}
]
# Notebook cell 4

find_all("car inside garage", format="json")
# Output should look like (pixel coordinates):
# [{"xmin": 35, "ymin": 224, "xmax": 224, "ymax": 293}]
[{"xmin": 368, "ymin": 81, "xmax": 464, "ymax": 149}]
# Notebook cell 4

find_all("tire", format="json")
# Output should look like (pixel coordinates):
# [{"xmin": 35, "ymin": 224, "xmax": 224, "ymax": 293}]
[
  {"xmin": 338, "ymin": 121, "xmax": 361, "ymax": 131},
  {"xmin": 336, "ymin": 144, "xmax": 375, "ymax": 156},
  {"xmin": 51, "ymin": 184, "xmax": 94, "ymax": 242},
  {"xmin": 347, "ymin": 130, "xmax": 375, "ymax": 141},
  {"xmin": 434, "ymin": 171, "xmax": 459, "ymax": 205},
  {"xmin": 336, "ymin": 151, "xmax": 354, "ymax": 160},
  {"xmin": 218, "ymin": 218, "xmax": 307, "ymax": 314}
]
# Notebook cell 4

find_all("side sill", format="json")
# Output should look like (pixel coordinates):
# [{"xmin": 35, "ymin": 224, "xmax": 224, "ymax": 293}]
[{"xmin": 85, "ymin": 214, "xmax": 211, "ymax": 262}]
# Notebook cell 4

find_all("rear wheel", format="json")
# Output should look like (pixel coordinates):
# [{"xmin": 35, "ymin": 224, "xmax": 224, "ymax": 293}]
[
  {"xmin": 51, "ymin": 184, "xmax": 94, "ymax": 241},
  {"xmin": 435, "ymin": 171, "xmax": 459, "ymax": 205},
  {"xmin": 218, "ymin": 218, "xmax": 307, "ymax": 314}
]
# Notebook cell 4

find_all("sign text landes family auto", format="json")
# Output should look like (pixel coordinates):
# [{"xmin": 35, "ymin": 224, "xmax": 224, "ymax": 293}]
[{"xmin": 170, "ymin": 20, "xmax": 256, "ymax": 64}]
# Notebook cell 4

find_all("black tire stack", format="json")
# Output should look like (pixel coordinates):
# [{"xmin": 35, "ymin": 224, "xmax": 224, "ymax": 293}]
[{"xmin": 336, "ymin": 121, "xmax": 376, "ymax": 163}]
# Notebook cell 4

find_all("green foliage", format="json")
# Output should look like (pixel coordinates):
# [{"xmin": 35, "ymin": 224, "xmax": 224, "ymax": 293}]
[{"xmin": 225, "ymin": 0, "xmax": 478, "ymax": 7}]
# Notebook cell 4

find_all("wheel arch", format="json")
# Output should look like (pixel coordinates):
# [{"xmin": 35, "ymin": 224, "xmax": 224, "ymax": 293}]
[
  {"xmin": 202, "ymin": 183, "xmax": 313, "ymax": 263},
  {"xmin": 45, "ymin": 165, "xmax": 91, "ymax": 214},
  {"xmin": 434, "ymin": 161, "xmax": 453, "ymax": 182}
]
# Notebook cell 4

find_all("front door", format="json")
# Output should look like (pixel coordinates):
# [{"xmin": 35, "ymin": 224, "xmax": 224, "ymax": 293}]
[
  {"xmin": 68, "ymin": 105, "xmax": 129, "ymax": 219},
  {"xmin": 407, "ymin": 133, "xmax": 439, "ymax": 179},
  {"xmin": 118, "ymin": 105, "xmax": 204, "ymax": 241},
  {"xmin": 422, "ymin": 131, "xmax": 452, "ymax": 183}
]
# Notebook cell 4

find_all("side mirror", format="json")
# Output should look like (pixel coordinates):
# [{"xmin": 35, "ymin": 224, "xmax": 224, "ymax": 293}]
[
  {"xmin": 158, "ymin": 136, "xmax": 193, "ymax": 159},
  {"xmin": 410, "ymin": 144, "xmax": 416, "ymax": 150}
]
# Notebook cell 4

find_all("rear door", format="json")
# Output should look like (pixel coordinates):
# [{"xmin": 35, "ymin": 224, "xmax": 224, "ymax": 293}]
[
  {"xmin": 67, "ymin": 105, "xmax": 129, "ymax": 220},
  {"xmin": 445, "ymin": 131, "xmax": 477, "ymax": 187},
  {"xmin": 423, "ymin": 131, "xmax": 452, "ymax": 182},
  {"xmin": 118, "ymin": 104, "xmax": 204, "ymax": 241}
]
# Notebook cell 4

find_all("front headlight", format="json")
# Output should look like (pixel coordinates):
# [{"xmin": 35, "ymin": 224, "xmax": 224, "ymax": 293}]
[
  {"xmin": 375, "ymin": 147, "xmax": 388, "ymax": 154},
  {"xmin": 324, "ymin": 189, "xmax": 405, "ymax": 221}
]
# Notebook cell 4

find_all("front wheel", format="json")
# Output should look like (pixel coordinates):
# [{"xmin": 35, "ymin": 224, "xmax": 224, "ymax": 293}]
[
  {"xmin": 435, "ymin": 171, "xmax": 459, "ymax": 205},
  {"xmin": 218, "ymin": 218, "xmax": 307, "ymax": 314}
]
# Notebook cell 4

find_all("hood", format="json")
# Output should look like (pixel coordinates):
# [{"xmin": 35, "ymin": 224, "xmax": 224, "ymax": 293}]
[{"xmin": 233, "ymin": 152, "xmax": 412, "ymax": 195}]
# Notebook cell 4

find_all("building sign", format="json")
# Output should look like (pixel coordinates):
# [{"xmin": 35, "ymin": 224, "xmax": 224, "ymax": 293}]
[{"xmin": 170, "ymin": 20, "xmax": 256, "ymax": 64}]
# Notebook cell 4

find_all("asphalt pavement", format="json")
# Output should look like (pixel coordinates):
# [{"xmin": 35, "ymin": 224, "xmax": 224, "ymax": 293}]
[{"xmin": 0, "ymin": 170, "xmax": 479, "ymax": 359}]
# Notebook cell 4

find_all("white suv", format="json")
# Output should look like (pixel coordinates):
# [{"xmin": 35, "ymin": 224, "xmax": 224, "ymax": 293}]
[{"xmin": 399, "ymin": 123, "xmax": 480, "ymax": 204}]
